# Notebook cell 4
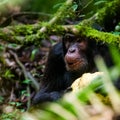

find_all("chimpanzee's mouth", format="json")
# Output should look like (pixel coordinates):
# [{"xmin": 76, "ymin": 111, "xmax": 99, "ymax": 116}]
[
  {"xmin": 67, "ymin": 60, "xmax": 81, "ymax": 67},
  {"xmin": 66, "ymin": 61, "xmax": 81, "ymax": 71},
  {"xmin": 67, "ymin": 58, "xmax": 85, "ymax": 69},
  {"xmin": 68, "ymin": 62, "xmax": 74, "ymax": 65}
]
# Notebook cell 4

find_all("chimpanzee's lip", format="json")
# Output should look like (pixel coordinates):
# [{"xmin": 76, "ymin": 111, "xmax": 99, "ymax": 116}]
[
  {"xmin": 68, "ymin": 61, "xmax": 78, "ymax": 66},
  {"xmin": 67, "ymin": 59, "xmax": 82, "ymax": 67}
]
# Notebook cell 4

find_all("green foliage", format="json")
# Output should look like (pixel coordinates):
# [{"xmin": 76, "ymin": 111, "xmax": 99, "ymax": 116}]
[
  {"xmin": 0, "ymin": 96, "xmax": 4, "ymax": 103},
  {"xmin": 21, "ymin": 90, "xmax": 30, "ymax": 97},
  {"xmin": 22, "ymin": 79, "xmax": 31, "ymax": 84},
  {"xmin": 109, "ymin": 45, "xmax": 120, "ymax": 72},
  {"xmin": 74, "ymin": 0, "xmax": 109, "ymax": 18},
  {"xmin": 9, "ymin": 102, "xmax": 22, "ymax": 107},
  {"xmin": 1, "ymin": 110, "xmax": 21, "ymax": 120},
  {"xmin": 94, "ymin": 0, "xmax": 107, "ymax": 6},
  {"xmin": 96, "ymin": 0, "xmax": 120, "ymax": 27},
  {"xmin": 0, "ymin": 44, "xmax": 4, "ymax": 51},
  {"xmin": 30, "ymin": 48, "xmax": 38, "ymax": 61},
  {"xmin": 71, "ymin": 4, "xmax": 78, "ymax": 11},
  {"xmin": 112, "ymin": 22, "xmax": 120, "ymax": 35},
  {"xmin": 27, "ymin": 0, "xmax": 65, "ymax": 14},
  {"xmin": 3, "ymin": 69, "xmax": 14, "ymax": 79},
  {"xmin": 53, "ymin": 3, "xmax": 64, "ymax": 9}
]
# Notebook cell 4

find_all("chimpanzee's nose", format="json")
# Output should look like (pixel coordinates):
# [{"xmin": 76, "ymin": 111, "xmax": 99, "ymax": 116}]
[{"xmin": 68, "ymin": 47, "xmax": 76, "ymax": 53}]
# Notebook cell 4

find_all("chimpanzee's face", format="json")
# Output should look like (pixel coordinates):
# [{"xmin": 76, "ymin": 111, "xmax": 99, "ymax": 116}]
[{"xmin": 64, "ymin": 36, "xmax": 89, "ymax": 73}]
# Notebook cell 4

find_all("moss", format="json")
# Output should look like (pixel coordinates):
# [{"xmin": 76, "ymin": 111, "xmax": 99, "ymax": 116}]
[
  {"xmin": 76, "ymin": 25, "xmax": 120, "ymax": 46},
  {"xmin": 12, "ymin": 24, "xmax": 41, "ymax": 36}
]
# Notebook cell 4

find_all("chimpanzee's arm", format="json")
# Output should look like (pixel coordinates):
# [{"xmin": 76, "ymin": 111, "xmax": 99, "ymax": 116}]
[
  {"xmin": 32, "ymin": 90, "xmax": 63, "ymax": 104},
  {"xmin": 32, "ymin": 42, "xmax": 67, "ymax": 104}
]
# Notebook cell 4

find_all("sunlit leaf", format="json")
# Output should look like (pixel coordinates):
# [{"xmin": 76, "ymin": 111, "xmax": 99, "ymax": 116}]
[
  {"xmin": 22, "ymin": 79, "xmax": 31, "ymax": 84},
  {"xmin": 72, "ymin": 4, "xmax": 78, "ymax": 11},
  {"xmin": 94, "ymin": 0, "xmax": 107, "ymax": 6}
]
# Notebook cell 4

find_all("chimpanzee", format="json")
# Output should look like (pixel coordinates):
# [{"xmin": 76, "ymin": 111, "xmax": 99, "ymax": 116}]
[{"xmin": 32, "ymin": 33, "xmax": 113, "ymax": 104}]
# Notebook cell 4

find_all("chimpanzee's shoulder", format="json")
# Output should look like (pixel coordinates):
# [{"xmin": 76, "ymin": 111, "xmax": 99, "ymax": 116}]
[{"xmin": 51, "ymin": 42, "xmax": 63, "ymax": 56}]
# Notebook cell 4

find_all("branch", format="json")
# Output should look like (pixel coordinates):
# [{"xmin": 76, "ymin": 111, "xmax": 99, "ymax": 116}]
[
  {"xmin": 0, "ymin": 24, "xmax": 120, "ymax": 46},
  {"xmin": 63, "ymin": 25, "xmax": 120, "ymax": 45}
]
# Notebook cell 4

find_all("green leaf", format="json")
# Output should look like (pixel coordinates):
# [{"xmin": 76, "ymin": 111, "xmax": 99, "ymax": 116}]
[
  {"xmin": 22, "ymin": 79, "xmax": 31, "ymax": 84},
  {"xmin": 53, "ymin": 3, "xmax": 63, "ymax": 9},
  {"xmin": 30, "ymin": 48, "xmax": 38, "ymax": 61},
  {"xmin": 0, "ymin": 96, "xmax": 4, "ymax": 103},
  {"xmin": 112, "ymin": 31, "xmax": 120, "ymax": 35},
  {"xmin": 4, "ymin": 69, "xmax": 14, "ymax": 79},
  {"xmin": 94, "ymin": 0, "xmax": 107, "ymax": 6},
  {"xmin": 72, "ymin": 4, "xmax": 78, "ymax": 11}
]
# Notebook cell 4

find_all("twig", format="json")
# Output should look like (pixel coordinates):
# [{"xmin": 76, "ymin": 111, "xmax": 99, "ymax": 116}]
[
  {"xmin": 9, "ymin": 87, "xmax": 14, "ymax": 102},
  {"xmin": 9, "ymin": 50, "xmax": 39, "ymax": 92},
  {"xmin": 27, "ymin": 85, "xmax": 31, "ymax": 110},
  {"xmin": 80, "ymin": 0, "xmax": 94, "ymax": 13}
]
